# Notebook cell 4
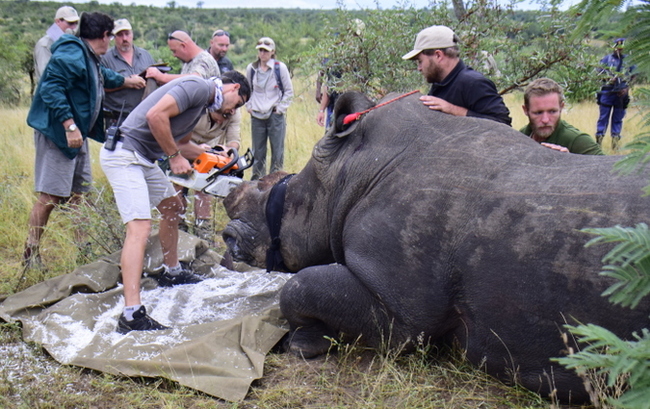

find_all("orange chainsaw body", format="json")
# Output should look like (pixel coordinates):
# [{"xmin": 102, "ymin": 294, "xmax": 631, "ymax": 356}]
[{"xmin": 193, "ymin": 151, "xmax": 239, "ymax": 174}]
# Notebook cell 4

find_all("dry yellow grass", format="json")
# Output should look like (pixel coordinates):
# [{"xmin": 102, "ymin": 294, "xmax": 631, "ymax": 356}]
[
  {"xmin": 4, "ymin": 80, "xmax": 641, "ymax": 408},
  {"xmin": 1, "ymin": 84, "xmax": 647, "ymax": 290}
]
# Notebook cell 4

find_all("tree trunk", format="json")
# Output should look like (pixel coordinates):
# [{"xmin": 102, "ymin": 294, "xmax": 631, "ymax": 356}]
[{"xmin": 452, "ymin": 0, "xmax": 467, "ymax": 21}]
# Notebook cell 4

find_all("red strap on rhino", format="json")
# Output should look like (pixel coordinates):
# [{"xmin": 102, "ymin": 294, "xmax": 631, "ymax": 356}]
[{"xmin": 342, "ymin": 90, "xmax": 420, "ymax": 125}]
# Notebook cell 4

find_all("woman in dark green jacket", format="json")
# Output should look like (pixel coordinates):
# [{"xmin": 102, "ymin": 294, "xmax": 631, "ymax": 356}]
[{"xmin": 24, "ymin": 12, "xmax": 145, "ymax": 269}]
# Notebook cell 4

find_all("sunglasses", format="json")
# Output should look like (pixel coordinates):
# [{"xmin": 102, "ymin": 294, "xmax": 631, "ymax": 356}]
[
  {"xmin": 167, "ymin": 33, "xmax": 185, "ymax": 43},
  {"xmin": 257, "ymin": 40, "xmax": 273, "ymax": 46},
  {"xmin": 213, "ymin": 30, "xmax": 230, "ymax": 38}
]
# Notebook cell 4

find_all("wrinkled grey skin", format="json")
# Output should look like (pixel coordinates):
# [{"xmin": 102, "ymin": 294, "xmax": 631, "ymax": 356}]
[{"xmin": 223, "ymin": 91, "xmax": 650, "ymax": 403}]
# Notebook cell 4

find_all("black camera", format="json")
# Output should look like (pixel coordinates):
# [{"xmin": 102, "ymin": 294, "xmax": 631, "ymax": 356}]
[{"xmin": 104, "ymin": 125, "xmax": 120, "ymax": 151}]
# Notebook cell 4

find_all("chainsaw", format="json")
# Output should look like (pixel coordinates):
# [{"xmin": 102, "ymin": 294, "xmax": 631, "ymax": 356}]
[{"xmin": 165, "ymin": 147, "xmax": 253, "ymax": 198}]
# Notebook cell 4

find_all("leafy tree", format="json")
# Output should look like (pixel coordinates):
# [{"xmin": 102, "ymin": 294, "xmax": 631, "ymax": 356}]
[
  {"xmin": 555, "ymin": 1, "xmax": 650, "ymax": 408},
  {"xmin": 301, "ymin": 0, "xmax": 601, "ymax": 102}
]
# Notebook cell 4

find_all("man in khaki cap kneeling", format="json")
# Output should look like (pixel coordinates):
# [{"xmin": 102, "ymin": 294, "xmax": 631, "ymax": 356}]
[{"xmin": 402, "ymin": 25, "xmax": 511, "ymax": 125}]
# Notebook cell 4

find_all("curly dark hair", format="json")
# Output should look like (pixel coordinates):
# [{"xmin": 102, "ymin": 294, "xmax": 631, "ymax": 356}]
[
  {"xmin": 221, "ymin": 70, "xmax": 251, "ymax": 103},
  {"xmin": 79, "ymin": 12, "xmax": 114, "ymax": 40}
]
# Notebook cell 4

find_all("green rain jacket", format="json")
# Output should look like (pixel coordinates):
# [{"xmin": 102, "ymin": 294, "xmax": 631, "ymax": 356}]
[{"xmin": 27, "ymin": 34, "xmax": 124, "ymax": 159}]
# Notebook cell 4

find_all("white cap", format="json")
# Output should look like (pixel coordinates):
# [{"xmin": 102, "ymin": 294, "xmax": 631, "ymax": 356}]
[
  {"xmin": 113, "ymin": 19, "xmax": 132, "ymax": 35},
  {"xmin": 55, "ymin": 6, "xmax": 79, "ymax": 23},
  {"xmin": 402, "ymin": 25, "xmax": 458, "ymax": 60}
]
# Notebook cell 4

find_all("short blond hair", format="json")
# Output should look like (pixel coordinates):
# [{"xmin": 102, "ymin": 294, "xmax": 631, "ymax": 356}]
[{"xmin": 524, "ymin": 78, "xmax": 564, "ymax": 108}]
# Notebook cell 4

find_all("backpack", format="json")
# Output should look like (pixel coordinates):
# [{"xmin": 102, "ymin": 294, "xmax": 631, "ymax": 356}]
[{"xmin": 248, "ymin": 61, "xmax": 284, "ymax": 97}]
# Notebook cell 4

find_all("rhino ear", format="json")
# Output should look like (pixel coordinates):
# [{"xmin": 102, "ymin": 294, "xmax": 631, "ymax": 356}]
[{"xmin": 331, "ymin": 92, "xmax": 375, "ymax": 138}]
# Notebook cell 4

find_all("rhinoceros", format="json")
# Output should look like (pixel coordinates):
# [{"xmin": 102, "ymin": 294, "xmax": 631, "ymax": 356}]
[{"xmin": 222, "ymin": 91, "xmax": 650, "ymax": 403}]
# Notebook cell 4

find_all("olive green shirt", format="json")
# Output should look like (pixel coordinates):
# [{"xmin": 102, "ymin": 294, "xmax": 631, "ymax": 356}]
[{"xmin": 520, "ymin": 119, "xmax": 604, "ymax": 155}]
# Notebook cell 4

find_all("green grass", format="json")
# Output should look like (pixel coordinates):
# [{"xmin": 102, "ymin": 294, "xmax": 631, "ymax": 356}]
[{"xmin": 1, "ymin": 80, "xmax": 643, "ymax": 408}]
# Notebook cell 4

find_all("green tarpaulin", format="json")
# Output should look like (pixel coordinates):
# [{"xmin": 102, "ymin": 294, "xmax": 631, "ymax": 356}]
[{"xmin": 0, "ymin": 231, "xmax": 290, "ymax": 402}]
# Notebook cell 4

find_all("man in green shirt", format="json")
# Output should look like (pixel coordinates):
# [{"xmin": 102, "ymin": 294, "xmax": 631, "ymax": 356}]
[{"xmin": 520, "ymin": 78, "xmax": 603, "ymax": 155}]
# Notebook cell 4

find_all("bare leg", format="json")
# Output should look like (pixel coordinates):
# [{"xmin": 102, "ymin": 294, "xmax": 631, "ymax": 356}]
[
  {"xmin": 157, "ymin": 195, "xmax": 183, "ymax": 268},
  {"xmin": 194, "ymin": 191, "xmax": 213, "ymax": 220},
  {"xmin": 121, "ymin": 219, "xmax": 151, "ymax": 306},
  {"xmin": 26, "ymin": 192, "xmax": 63, "ymax": 248}
]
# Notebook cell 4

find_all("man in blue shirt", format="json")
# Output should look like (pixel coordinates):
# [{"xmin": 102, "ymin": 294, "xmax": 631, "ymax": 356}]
[
  {"xmin": 595, "ymin": 38, "xmax": 636, "ymax": 151},
  {"xmin": 207, "ymin": 29, "xmax": 234, "ymax": 74}
]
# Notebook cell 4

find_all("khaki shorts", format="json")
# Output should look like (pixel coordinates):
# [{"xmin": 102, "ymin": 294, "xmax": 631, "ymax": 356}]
[
  {"xmin": 99, "ymin": 142, "xmax": 177, "ymax": 223},
  {"xmin": 34, "ymin": 130, "xmax": 92, "ymax": 197}
]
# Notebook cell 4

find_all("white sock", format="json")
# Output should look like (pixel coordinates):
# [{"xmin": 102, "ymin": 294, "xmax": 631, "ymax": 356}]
[
  {"xmin": 123, "ymin": 304, "xmax": 142, "ymax": 321},
  {"xmin": 165, "ymin": 264, "xmax": 182, "ymax": 276}
]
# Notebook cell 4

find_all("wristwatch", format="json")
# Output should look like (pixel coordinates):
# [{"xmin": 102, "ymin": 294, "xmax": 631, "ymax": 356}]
[{"xmin": 65, "ymin": 124, "xmax": 78, "ymax": 133}]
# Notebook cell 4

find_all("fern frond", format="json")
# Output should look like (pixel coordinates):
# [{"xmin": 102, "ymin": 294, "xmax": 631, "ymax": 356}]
[{"xmin": 583, "ymin": 224, "xmax": 650, "ymax": 308}]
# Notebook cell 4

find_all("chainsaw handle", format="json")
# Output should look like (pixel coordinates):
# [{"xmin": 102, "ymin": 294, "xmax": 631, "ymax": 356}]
[{"xmin": 205, "ymin": 148, "xmax": 239, "ymax": 183}]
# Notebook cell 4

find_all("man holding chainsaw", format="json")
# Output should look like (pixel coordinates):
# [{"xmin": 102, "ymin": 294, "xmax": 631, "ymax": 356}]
[{"xmin": 100, "ymin": 72, "xmax": 250, "ymax": 334}]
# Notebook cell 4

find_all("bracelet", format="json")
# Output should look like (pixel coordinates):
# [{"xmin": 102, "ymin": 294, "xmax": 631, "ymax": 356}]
[
  {"xmin": 166, "ymin": 150, "xmax": 181, "ymax": 160},
  {"xmin": 318, "ymin": 109, "xmax": 325, "ymax": 113}
]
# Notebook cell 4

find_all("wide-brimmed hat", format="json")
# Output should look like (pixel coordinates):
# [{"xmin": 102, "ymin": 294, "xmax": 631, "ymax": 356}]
[
  {"xmin": 256, "ymin": 37, "xmax": 275, "ymax": 52},
  {"xmin": 55, "ymin": 6, "xmax": 79, "ymax": 23},
  {"xmin": 402, "ymin": 25, "xmax": 457, "ymax": 60}
]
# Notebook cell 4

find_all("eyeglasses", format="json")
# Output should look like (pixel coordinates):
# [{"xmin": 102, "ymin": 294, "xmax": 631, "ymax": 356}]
[
  {"xmin": 105, "ymin": 31, "xmax": 114, "ymax": 41},
  {"xmin": 257, "ymin": 40, "xmax": 273, "ymax": 46},
  {"xmin": 213, "ymin": 30, "xmax": 230, "ymax": 38},
  {"xmin": 167, "ymin": 33, "xmax": 185, "ymax": 43}
]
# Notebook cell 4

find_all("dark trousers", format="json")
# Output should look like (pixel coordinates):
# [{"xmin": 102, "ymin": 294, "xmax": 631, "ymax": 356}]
[{"xmin": 251, "ymin": 113, "xmax": 286, "ymax": 180}]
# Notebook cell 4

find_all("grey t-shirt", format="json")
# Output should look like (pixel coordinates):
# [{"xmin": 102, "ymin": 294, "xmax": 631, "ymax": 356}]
[
  {"xmin": 101, "ymin": 46, "xmax": 155, "ymax": 113},
  {"xmin": 120, "ymin": 76, "xmax": 213, "ymax": 162}
]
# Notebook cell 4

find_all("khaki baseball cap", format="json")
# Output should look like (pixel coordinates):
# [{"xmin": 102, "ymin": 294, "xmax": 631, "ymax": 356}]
[
  {"xmin": 256, "ymin": 37, "xmax": 275, "ymax": 52},
  {"xmin": 113, "ymin": 19, "xmax": 132, "ymax": 35},
  {"xmin": 55, "ymin": 6, "xmax": 79, "ymax": 23},
  {"xmin": 402, "ymin": 25, "xmax": 458, "ymax": 60}
]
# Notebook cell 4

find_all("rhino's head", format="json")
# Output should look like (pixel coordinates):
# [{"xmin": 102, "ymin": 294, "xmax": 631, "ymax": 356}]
[
  {"xmin": 222, "ymin": 172, "xmax": 290, "ymax": 269},
  {"xmin": 222, "ymin": 92, "xmax": 377, "ymax": 271}
]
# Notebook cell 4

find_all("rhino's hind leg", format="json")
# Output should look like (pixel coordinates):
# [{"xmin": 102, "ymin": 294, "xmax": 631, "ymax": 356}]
[{"xmin": 280, "ymin": 263, "xmax": 386, "ymax": 358}]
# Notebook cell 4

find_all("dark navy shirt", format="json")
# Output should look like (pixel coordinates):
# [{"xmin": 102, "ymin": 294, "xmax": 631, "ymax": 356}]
[{"xmin": 428, "ymin": 60, "xmax": 511, "ymax": 126}]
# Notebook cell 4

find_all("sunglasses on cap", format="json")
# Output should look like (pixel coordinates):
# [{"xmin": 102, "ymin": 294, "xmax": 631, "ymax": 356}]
[
  {"xmin": 213, "ymin": 30, "xmax": 230, "ymax": 38},
  {"xmin": 167, "ymin": 33, "xmax": 185, "ymax": 43},
  {"xmin": 257, "ymin": 40, "xmax": 273, "ymax": 46}
]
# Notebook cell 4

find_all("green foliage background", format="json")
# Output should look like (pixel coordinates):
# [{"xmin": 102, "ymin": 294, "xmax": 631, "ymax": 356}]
[{"xmin": 0, "ymin": 0, "xmax": 644, "ymax": 106}]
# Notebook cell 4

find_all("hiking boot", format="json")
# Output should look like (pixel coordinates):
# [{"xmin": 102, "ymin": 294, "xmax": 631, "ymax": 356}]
[
  {"xmin": 595, "ymin": 133, "xmax": 604, "ymax": 145},
  {"xmin": 612, "ymin": 135, "xmax": 621, "ymax": 151},
  {"xmin": 155, "ymin": 262, "xmax": 204, "ymax": 287},
  {"xmin": 116, "ymin": 305, "xmax": 170, "ymax": 334}
]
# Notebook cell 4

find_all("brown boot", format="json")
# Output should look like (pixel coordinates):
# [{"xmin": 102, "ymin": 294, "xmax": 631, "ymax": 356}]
[
  {"xmin": 596, "ymin": 134, "xmax": 604, "ymax": 145},
  {"xmin": 612, "ymin": 134, "xmax": 621, "ymax": 151}
]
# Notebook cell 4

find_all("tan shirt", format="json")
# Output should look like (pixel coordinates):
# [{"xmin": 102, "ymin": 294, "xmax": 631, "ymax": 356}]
[{"xmin": 191, "ymin": 108, "xmax": 241, "ymax": 148}]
